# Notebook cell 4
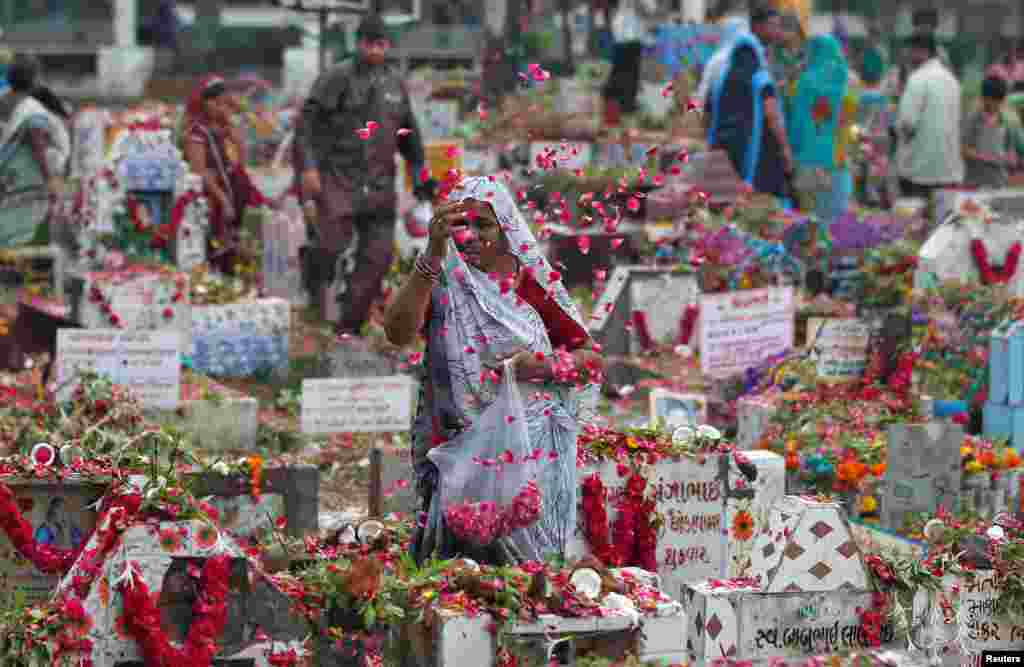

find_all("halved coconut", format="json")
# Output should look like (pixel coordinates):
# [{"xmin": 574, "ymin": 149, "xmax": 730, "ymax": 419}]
[
  {"xmin": 457, "ymin": 558, "xmax": 480, "ymax": 572},
  {"xmin": 570, "ymin": 567, "xmax": 602, "ymax": 600},
  {"xmin": 601, "ymin": 592, "xmax": 636, "ymax": 610},
  {"xmin": 337, "ymin": 524, "xmax": 358, "ymax": 545},
  {"xmin": 357, "ymin": 520, "xmax": 385, "ymax": 543},
  {"xmin": 922, "ymin": 519, "xmax": 945, "ymax": 544}
]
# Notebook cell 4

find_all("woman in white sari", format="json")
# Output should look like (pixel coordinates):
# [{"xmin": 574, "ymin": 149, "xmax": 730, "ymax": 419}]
[{"xmin": 0, "ymin": 55, "xmax": 70, "ymax": 247}]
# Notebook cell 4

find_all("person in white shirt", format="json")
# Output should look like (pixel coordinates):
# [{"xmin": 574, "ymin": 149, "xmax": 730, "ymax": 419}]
[{"xmin": 896, "ymin": 31, "xmax": 964, "ymax": 199}]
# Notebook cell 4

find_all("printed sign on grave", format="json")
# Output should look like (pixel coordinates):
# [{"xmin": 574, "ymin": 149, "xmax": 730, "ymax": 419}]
[
  {"xmin": 883, "ymin": 423, "xmax": 963, "ymax": 531},
  {"xmin": 699, "ymin": 287, "xmax": 795, "ymax": 379},
  {"xmin": 55, "ymin": 329, "xmax": 182, "ymax": 410},
  {"xmin": 806, "ymin": 318, "xmax": 871, "ymax": 380},
  {"xmin": 0, "ymin": 481, "xmax": 105, "ymax": 602},
  {"xmin": 301, "ymin": 376, "xmax": 416, "ymax": 434},
  {"xmin": 571, "ymin": 457, "xmax": 724, "ymax": 596}
]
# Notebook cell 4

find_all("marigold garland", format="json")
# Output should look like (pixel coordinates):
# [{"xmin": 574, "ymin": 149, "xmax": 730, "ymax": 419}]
[
  {"xmin": 119, "ymin": 553, "xmax": 231, "ymax": 667},
  {"xmin": 971, "ymin": 239, "xmax": 1022, "ymax": 285}
]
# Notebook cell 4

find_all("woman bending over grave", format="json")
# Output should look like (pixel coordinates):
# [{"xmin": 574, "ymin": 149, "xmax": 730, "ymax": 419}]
[
  {"xmin": 384, "ymin": 176, "xmax": 604, "ymax": 566},
  {"xmin": 0, "ymin": 54, "xmax": 70, "ymax": 246},
  {"xmin": 183, "ymin": 75, "xmax": 265, "ymax": 275}
]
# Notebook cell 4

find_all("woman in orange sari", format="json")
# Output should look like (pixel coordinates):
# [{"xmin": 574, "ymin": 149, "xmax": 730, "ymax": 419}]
[{"xmin": 182, "ymin": 75, "xmax": 264, "ymax": 274}]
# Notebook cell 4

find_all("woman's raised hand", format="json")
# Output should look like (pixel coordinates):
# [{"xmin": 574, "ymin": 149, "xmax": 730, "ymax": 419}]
[{"xmin": 428, "ymin": 201, "xmax": 466, "ymax": 259}]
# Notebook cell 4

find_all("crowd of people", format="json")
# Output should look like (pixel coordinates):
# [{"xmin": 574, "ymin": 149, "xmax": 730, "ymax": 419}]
[{"xmin": 696, "ymin": 4, "xmax": 1024, "ymax": 219}]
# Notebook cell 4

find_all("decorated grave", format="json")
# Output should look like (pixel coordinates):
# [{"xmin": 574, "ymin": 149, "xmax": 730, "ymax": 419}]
[
  {"xmin": 915, "ymin": 199, "xmax": 1024, "ymax": 296},
  {"xmin": 590, "ymin": 265, "xmax": 700, "ymax": 355},
  {"xmin": 571, "ymin": 425, "xmax": 786, "ymax": 600},
  {"xmin": 50, "ymin": 512, "xmax": 307, "ymax": 666},
  {"xmin": 683, "ymin": 496, "xmax": 888, "ymax": 666},
  {"xmin": 191, "ymin": 296, "xmax": 290, "ymax": 380},
  {"xmin": 61, "ymin": 124, "xmax": 210, "ymax": 275}
]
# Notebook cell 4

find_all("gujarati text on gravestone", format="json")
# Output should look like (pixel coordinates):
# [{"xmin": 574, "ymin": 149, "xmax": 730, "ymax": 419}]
[
  {"xmin": 301, "ymin": 376, "xmax": 416, "ymax": 434},
  {"xmin": 740, "ymin": 591, "xmax": 895, "ymax": 659},
  {"xmin": 570, "ymin": 457, "xmax": 724, "ymax": 595},
  {"xmin": 55, "ymin": 329, "xmax": 182, "ymax": 410}
]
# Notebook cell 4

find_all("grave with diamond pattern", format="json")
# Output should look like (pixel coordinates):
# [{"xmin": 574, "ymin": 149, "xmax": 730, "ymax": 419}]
[{"xmin": 683, "ymin": 496, "xmax": 895, "ymax": 666}]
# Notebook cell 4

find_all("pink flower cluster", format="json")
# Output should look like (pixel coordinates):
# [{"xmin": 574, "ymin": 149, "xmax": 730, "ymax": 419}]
[{"xmin": 445, "ymin": 481, "xmax": 542, "ymax": 546}]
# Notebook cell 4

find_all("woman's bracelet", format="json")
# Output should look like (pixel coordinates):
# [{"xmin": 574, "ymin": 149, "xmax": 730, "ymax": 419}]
[{"xmin": 414, "ymin": 254, "xmax": 441, "ymax": 283}]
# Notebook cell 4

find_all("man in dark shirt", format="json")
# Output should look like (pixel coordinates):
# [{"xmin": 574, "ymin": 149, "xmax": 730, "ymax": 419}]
[{"xmin": 296, "ymin": 14, "xmax": 433, "ymax": 334}]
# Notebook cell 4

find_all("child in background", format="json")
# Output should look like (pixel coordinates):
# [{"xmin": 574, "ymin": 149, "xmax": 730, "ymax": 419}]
[{"xmin": 963, "ymin": 76, "xmax": 1017, "ymax": 188}]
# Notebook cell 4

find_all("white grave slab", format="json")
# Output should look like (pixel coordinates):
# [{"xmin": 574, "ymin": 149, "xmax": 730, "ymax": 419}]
[
  {"xmin": 806, "ymin": 318, "xmax": 871, "ymax": 380},
  {"xmin": 699, "ymin": 287, "xmax": 796, "ymax": 379},
  {"xmin": 570, "ymin": 451, "xmax": 785, "ymax": 599},
  {"xmin": 917, "ymin": 206, "xmax": 1024, "ymax": 296},
  {"xmin": 301, "ymin": 376, "xmax": 416, "ymax": 434},
  {"xmin": 55, "ymin": 329, "xmax": 181, "ymax": 410}
]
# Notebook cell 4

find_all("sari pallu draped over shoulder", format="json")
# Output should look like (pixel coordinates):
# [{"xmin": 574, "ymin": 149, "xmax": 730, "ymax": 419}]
[
  {"xmin": 708, "ymin": 32, "xmax": 787, "ymax": 197},
  {"xmin": 0, "ymin": 96, "xmax": 68, "ymax": 247},
  {"xmin": 411, "ymin": 176, "xmax": 595, "ymax": 565}
]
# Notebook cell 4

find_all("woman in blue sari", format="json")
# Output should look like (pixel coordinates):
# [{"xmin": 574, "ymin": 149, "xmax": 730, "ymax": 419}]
[
  {"xmin": 384, "ymin": 176, "xmax": 602, "ymax": 565},
  {"xmin": 787, "ymin": 34, "xmax": 849, "ymax": 222},
  {"xmin": 707, "ymin": 21, "xmax": 792, "ymax": 199},
  {"xmin": 0, "ymin": 55, "xmax": 69, "ymax": 247}
]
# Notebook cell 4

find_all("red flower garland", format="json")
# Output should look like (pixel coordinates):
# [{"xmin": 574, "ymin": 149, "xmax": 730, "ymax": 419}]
[
  {"xmin": 971, "ymin": 239, "xmax": 1022, "ymax": 285},
  {"xmin": 581, "ymin": 474, "xmax": 618, "ymax": 565},
  {"xmin": 581, "ymin": 472, "xmax": 658, "ymax": 571},
  {"xmin": 119, "ymin": 553, "xmax": 231, "ymax": 667}
]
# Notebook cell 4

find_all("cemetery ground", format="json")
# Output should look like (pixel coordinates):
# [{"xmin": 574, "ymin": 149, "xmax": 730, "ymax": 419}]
[{"xmin": 0, "ymin": 289, "xmax": 693, "ymax": 522}]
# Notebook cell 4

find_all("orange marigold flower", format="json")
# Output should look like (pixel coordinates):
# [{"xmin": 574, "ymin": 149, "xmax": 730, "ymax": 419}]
[
  {"xmin": 731, "ymin": 511, "xmax": 755, "ymax": 541},
  {"xmin": 785, "ymin": 454, "xmax": 800, "ymax": 471}
]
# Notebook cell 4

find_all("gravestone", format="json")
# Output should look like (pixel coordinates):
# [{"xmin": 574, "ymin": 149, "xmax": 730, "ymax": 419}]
[
  {"xmin": 569, "ymin": 452, "xmax": 785, "ymax": 599},
  {"xmin": 0, "ymin": 479, "xmax": 106, "ymax": 603},
  {"xmin": 368, "ymin": 446, "xmax": 419, "ymax": 517},
  {"xmin": 699, "ymin": 287, "xmax": 796, "ymax": 380},
  {"xmin": 323, "ymin": 339, "xmax": 400, "ymax": 379},
  {"xmin": 933, "ymin": 188, "xmax": 1024, "ymax": 227},
  {"xmin": 54, "ymin": 329, "xmax": 182, "ymax": 411},
  {"xmin": 883, "ymin": 423, "xmax": 963, "ymax": 532},
  {"xmin": 806, "ymin": 318, "xmax": 871, "ymax": 381},
  {"xmin": 169, "ymin": 176, "xmax": 209, "ymax": 273},
  {"xmin": 684, "ymin": 497, "xmax": 891, "ymax": 667},
  {"xmin": 60, "ymin": 520, "xmax": 307, "ymax": 666},
  {"xmin": 591, "ymin": 266, "xmax": 701, "ymax": 356},
  {"xmin": 301, "ymin": 376, "xmax": 417, "ymax": 435},
  {"xmin": 185, "ymin": 465, "xmax": 320, "ymax": 539}
]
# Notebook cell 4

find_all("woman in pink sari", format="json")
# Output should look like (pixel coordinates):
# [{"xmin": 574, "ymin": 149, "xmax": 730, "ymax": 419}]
[{"xmin": 182, "ymin": 75, "xmax": 264, "ymax": 274}]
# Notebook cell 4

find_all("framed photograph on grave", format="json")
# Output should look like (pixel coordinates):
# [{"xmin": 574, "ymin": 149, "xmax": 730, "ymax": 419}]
[
  {"xmin": 0, "ymin": 481, "xmax": 106, "ymax": 602},
  {"xmin": 649, "ymin": 389, "xmax": 706, "ymax": 428}
]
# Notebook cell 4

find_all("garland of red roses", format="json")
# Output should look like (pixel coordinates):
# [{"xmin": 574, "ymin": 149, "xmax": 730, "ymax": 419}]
[
  {"xmin": 86, "ymin": 271, "xmax": 186, "ymax": 328},
  {"xmin": 580, "ymin": 472, "xmax": 658, "ymax": 571},
  {"xmin": 118, "ymin": 553, "xmax": 231, "ymax": 667},
  {"xmin": 971, "ymin": 239, "xmax": 1022, "ymax": 285}
]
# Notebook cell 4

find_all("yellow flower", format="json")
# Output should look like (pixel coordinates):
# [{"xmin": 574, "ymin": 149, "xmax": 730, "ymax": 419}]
[
  {"xmin": 961, "ymin": 446, "xmax": 974, "ymax": 458},
  {"xmin": 626, "ymin": 437, "xmax": 638, "ymax": 449},
  {"xmin": 859, "ymin": 495, "xmax": 878, "ymax": 514},
  {"xmin": 965, "ymin": 460, "xmax": 984, "ymax": 474}
]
